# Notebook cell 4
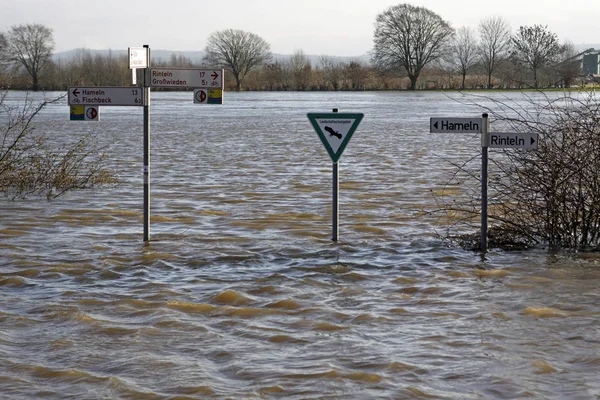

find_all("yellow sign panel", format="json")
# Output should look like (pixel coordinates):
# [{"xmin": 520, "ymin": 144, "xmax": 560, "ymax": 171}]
[{"xmin": 70, "ymin": 105, "xmax": 85, "ymax": 120}]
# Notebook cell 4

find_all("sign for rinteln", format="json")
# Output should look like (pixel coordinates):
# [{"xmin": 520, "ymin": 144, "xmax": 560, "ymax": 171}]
[
  {"xmin": 68, "ymin": 87, "xmax": 144, "ymax": 106},
  {"xmin": 150, "ymin": 68, "xmax": 223, "ymax": 88},
  {"xmin": 489, "ymin": 132, "xmax": 538, "ymax": 149},
  {"xmin": 430, "ymin": 117, "xmax": 483, "ymax": 133}
]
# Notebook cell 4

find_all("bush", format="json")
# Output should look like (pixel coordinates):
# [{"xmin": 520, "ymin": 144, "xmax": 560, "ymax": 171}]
[
  {"xmin": 433, "ymin": 90, "xmax": 600, "ymax": 251},
  {"xmin": 0, "ymin": 91, "xmax": 116, "ymax": 199}
]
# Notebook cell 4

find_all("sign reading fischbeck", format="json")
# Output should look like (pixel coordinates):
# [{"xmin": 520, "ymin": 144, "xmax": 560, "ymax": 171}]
[
  {"xmin": 68, "ymin": 87, "xmax": 144, "ymax": 106},
  {"xmin": 430, "ymin": 117, "xmax": 483, "ymax": 133},
  {"xmin": 150, "ymin": 68, "xmax": 223, "ymax": 89}
]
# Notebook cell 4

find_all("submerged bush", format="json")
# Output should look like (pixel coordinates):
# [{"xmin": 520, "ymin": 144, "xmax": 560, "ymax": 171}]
[
  {"xmin": 0, "ymin": 91, "xmax": 116, "ymax": 199},
  {"xmin": 433, "ymin": 90, "xmax": 600, "ymax": 251}
]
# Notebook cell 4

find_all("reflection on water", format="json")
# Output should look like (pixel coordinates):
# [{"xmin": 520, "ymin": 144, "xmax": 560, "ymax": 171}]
[{"xmin": 1, "ymin": 91, "xmax": 599, "ymax": 399}]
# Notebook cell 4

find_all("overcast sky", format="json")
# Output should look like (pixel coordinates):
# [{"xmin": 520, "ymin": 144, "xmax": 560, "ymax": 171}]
[{"xmin": 1, "ymin": 0, "xmax": 597, "ymax": 56}]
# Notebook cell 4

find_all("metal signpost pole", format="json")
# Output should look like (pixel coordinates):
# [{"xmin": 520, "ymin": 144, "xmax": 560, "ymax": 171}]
[
  {"xmin": 481, "ymin": 113, "xmax": 490, "ymax": 251},
  {"xmin": 332, "ymin": 108, "xmax": 339, "ymax": 242},
  {"xmin": 143, "ymin": 45, "xmax": 151, "ymax": 242}
]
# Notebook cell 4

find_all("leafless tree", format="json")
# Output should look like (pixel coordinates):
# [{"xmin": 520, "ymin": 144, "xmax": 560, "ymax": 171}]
[
  {"xmin": 449, "ymin": 27, "xmax": 479, "ymax": 89},
  {"xmin": 511, "ymin": 25, "xmax": 562, "ymax": 88},
  {"xmin": 478, "ymin": 16, "xmax": 511, "ymax": 89},
  {"xmin": 204, "ymin": 29, "xmax": 271, "ymax": 91},
  {"xmin": 554, "ymin": 42, "xmax": 583, "ymax": 87},
  {"xmin": 372, "ymin": 4, "xmax": 454, "ymax": 90},
  {"xmin": 5, "ymin": 24, "xmax": 55, "ymax": 91},
  {"xmin": 290, "ymin": 50, "xmax": 312, "ymax": 90}
]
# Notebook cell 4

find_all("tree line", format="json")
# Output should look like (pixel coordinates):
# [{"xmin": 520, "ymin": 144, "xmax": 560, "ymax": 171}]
[{"xmin": 0, "ymin": 4, "xmax": 594, "ymax": 92}]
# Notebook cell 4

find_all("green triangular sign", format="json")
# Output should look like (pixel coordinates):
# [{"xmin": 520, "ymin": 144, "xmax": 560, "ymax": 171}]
[{"xmin": 307, "ymin": 113, "xmax": 364, "ymax": 163}]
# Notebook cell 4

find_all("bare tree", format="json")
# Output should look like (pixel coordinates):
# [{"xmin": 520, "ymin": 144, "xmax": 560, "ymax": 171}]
[
  {"xmin": 554, "ymin": 42, "xmax": 582, "ymax": 88},
  {"xmin": 478, "ymin": 16, "xmax": 511, "ymax": 89},
  {"xmin": 449, "ymin": 27, "xmax": 478, "ymax": 89},
  {"xmin": 290, "ymin": 50, "xmax": 312, "ymax": 90},
  {"xmin": 5, "ymin": 24, "xmax": 54, "ymax": 91},
  {"xmin": 372, "ymin": 4, "xmax": 454, "ymax": 90},
  {"xmin": 511, "ymin": 25, "xmax": 562, "ymax": 88},
  {"xmin": 204, "ymin": 29, "xmax": 271, "ymax": 91}
]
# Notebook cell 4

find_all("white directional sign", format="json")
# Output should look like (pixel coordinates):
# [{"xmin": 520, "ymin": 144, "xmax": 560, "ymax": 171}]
[
  {"xmin": 430, "ymin": 117, "xmax": 483, "ymax": 133},
  {"xmin": 150, "ymin": 68, "xmax": 223, "ymax": 88},
  {"xmin": 128, "ymin": 47, "xmax": 148, "ymax": 69},
  {"xmin": 308, "ymin": 113, "xmax": 364, "ymax": 163},
  {"xmin": 490, "ymin": 132, "xmax": 538, "ymax": 149},
  {"xmin": 68, "ymin": 87, "xmax": 144, "ymax": 106}
]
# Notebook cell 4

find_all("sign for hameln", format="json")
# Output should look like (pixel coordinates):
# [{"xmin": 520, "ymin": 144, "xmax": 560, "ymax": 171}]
[
  {"xmin": 430, "ymin": 117, "xmax": 483, "ymax": 133},
  {"xmin": 68, "ymin": 87, "xmax": 144, "ymax": 106}
]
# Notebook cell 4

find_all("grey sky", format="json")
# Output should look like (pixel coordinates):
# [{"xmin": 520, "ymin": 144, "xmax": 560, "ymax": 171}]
[{"xmin": 1, "ymin": 0, "xmax": 597, "ymax": 56}]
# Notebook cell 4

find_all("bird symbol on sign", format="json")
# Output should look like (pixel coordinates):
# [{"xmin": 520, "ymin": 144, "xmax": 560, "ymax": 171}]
[{"xmin": 324, "ymin": 126, "xmax": 342, "ymax": 139}]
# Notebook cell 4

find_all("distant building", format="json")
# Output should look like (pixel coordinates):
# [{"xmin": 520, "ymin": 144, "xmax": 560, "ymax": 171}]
[{"xmin": 583, "ymin": 53, "xmax": 600, "ymax": 75}]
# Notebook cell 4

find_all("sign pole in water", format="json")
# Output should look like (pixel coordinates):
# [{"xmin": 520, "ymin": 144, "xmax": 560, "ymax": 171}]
[
  {"xmin": 481, "ymin": 113, "xmax": 489, "ymax": 252},
  {"xmin": 332, "ymin": 108, "xmax": 339, "ymax": 242},
  {"xmin": 308, "ymin": 110, "xmax": 364, "ymax": 241},
  {"xmin": 143, "ymin": 45, "xmax": 151, "ymax": 242}
]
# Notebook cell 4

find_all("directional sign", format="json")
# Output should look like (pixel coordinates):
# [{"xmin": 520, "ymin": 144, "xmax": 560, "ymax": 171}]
[
  {"xmin": 490, "ymin": 132, "xmax": 538, "ymax": 149},
  {"xmin": 128, "ymin": 47, "xmax": 148, "ymax": 69},
  {"xmin": 68, "ymin": 87, "xmax": 144, "ymax": 106},
  {"xmin": 308, "ymin": 113, "xmax": 364, "ymax": 163},
  {"xmin": 150, "ymin": 68, "xmax": 223, "ymax": 88},
  {"xmin": 430, "ymin": 117, "xmax": 483, "ymax": 133}
]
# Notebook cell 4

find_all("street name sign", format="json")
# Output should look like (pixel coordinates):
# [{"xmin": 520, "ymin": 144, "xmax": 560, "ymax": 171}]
[
  {"xmin": 308, "ymin": 113, "xmax": 364, "ymax": 163},
  {"xmin": 430, "ymin": 117, "xmax": 483, "ymax": 133},
  {"xmin": 128, "ymin": 47, "xmax": 148, "ymax": 69},
  {"xmin": 68, "ymin": 87, "xmax": 144, "ymax": 106},
  {"xmin": 150, "ymin": 68, "xmax": 224, "ymax": 88},
  {"xmin": 490, "ymin": 132, "xmax": 538, "ymax": 149}
]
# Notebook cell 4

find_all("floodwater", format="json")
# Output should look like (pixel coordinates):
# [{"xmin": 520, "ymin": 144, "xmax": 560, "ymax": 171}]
[{"xmin": 1, "ymin": 91, "xmax": 599, "ymax": 399}]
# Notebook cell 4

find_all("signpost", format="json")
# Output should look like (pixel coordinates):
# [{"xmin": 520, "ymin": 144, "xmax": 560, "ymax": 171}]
[
  {"xmin": 308, "ymin": 110, "xmax": 364, "ymax": 241},
  {"xmin": 150, "ymin": 68, "xmax": 223, "ymax": 89},
  {"xmin": 68, "ymin": 87, "xmax": 144, "ymax": 106},
  {"xmin": 68, "ymin": 45, "xmax": 225, "ymax": 242}
]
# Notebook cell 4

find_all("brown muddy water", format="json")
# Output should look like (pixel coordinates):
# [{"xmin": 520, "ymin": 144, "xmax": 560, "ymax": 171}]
[{"xmin": 1, "ymin": 91, "xmax": 599, "ymax": 399}]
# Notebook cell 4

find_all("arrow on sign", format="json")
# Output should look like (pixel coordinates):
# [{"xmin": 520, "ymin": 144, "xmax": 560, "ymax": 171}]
[
  {"xmin": 72, "ymin": 89, "xmax": 80, "ymax": 97},
  {"xmin": 211, "ymin": 71, "xmax": 219, "ymax": 80}
]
